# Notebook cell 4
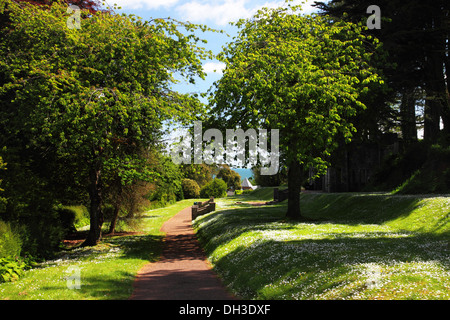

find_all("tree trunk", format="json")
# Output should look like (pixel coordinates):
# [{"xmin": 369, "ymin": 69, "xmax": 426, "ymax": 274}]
[
  {"xmin": 443, "ymin": 40, "xmax": 450, "ymax": 137},
  {"xmin": 107, "ymin": 204, "xmax": 120, "ymax": 235},
  {"xmin": 423, "ymin": 9, "xmax": 446, "ymax": 142},
  {"xmin": 286, "ymin": 159, "xmax": 303, "ymax": 220},
  {"xmin": 82, "ymin": 165, "xmax": 104, "ymax": 246},
  {"xmin": 400, "ymin": 88, "xmax": 418, "ymax": 145}
]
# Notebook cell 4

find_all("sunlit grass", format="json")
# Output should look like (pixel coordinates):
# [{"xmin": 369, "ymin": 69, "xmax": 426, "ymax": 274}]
[
  {"xmin": 0, "ymin": 199, "xmax": 195, "ymax": 300},
  {"xmin": 194, "ymin": 191, "xmax": 450, "ymax": 300}
]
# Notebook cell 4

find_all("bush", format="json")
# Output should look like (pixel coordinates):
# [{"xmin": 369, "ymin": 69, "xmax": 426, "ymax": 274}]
[
  {"xmin": 182, "ymin": 179, "xmax": 200, "ymax": 199},
  {"xmin": 200, "ymin": 178, "xmax": 227, "ymax": 198},
  {"xmin": 0, "ymin": 257, "xmax": 26, "ymax": 283},
  {"xmin": 19, "ymin": 209, "xmax": 66, "ymax": 258},
  {"xmin": 56, "ymin": 207, "xmax": 77, "ymax": 234},
  {"xmin": 64, "ymin": 205, "xmax": 90, "ymax": 229},
  {"xmin": 0, "ymin": 220, "xmax": 22, "ymax": 259}
]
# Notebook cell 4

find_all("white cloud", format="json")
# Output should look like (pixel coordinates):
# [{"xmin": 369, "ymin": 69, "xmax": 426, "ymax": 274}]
[
  {"xmin": 106, "ymin": 0, "xmax": 179, "ymax": 10},
  {"xmin": 203, "ymin": 62, "xmax": 226, "ymax": 74},
  {"xmin": 104, "ymin": 0, "xmax": 321, "ymax": 24},
  {"xmin": 176, "ymin": 0, "xmax": 253, "ymax": 26},
  {"xmin": 175, "ymin": 0, "xmax": 320, "ymax": 26}
]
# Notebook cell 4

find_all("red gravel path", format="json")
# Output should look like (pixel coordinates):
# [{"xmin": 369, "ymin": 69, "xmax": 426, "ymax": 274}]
[{"xmin": 129, "ymin": 206, "xmax": 235, "ymax": 300}]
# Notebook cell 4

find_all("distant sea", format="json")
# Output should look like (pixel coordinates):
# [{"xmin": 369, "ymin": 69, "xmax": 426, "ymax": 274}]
[{"xmin": 232, "ymin": 168, "xmax": 253, "ymax": 181}]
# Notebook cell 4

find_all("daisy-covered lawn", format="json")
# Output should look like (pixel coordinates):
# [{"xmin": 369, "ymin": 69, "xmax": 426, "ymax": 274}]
[
  {"xmin": 193, "ymin": 191, "xmax": 450, "ymax": 300},
  {"xmin": 0, "ymin": 199, "xmax": 196, "ymax": 300}
]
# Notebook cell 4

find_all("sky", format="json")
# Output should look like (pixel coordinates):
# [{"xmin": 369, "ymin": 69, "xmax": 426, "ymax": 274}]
[{"xmin": 108, "ymin": 0, "xmax": 323, "ymax": 98}]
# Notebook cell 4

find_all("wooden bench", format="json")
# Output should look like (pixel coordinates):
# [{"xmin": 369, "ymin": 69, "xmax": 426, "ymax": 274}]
[{"xmin": 191, "ymin": 197, "xmax": 216, "ymax": 220}]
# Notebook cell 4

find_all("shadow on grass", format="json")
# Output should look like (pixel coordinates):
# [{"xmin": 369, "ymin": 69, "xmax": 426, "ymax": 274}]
[
  {"xmin": 195, "ymin": 193, "xmax": 449, "ymax": 299},
  {"xmin": 39, "ymin": 270, "xmax": 137, "ymax": 300},
  {"xmin": 37, "ymin": 234, "xmax": 165, "ymax": 299},
  {"xmin": 209, "ymin": 234, "xmax": 450, "ymax": 299},
  {"xmin": 108, "ymin": 234, "xmax": 165, "ymax": 262}
]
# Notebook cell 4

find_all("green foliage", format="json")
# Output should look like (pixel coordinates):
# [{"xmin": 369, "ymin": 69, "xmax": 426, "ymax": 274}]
[
  {"xmin": 367, "ymin": 141, "xmax": 429, "ymax": 192},
  {"xmin": 0, "ymin": 220, "xmax": 22, "ymax": 259},
  {"xmin": 216, "ymin": 165, "xmax": 241, "ymax": 189},
  {"xmin": 0, "ymin": 0, "xmax": 216, "ymax": 245},
  {"xmin": 0, "ymin": 155, "xmax": 6, "ymax": 212},
  {"xmin": 180, "ymin": 164, "xmax": 214, "ymax": 187},
  {"xmin": 367, "ymin": 142, "xmax": 450, "ymax": 194},
  {"xmin": 252, "ymin": 166, "xmax": 287, "ymax": 187},
  {"xmin": 146, "ymin": 156, "xmax": 184, "ymax": 208},
  {"xmin": 19, "ymin": 209, "xmax": 66, "ymax": 258},
  {"xmin": 0, "ymin": 257, "xmax": 26, "ymax": 283},
  {"xmin": 182, "ymin": 178, "xmax": 200, "ymax": 199},
  {"xmin": 393, "ymin": 144, "xmax": 450, "ymax": 194},
  {"xmin": 209, "ymin": 5, "xmax": 383, "ymax": 174},
  {"xmin": 61, "ymin": 205, "xmax": 90, "ymax": 230},
  {"xmin": 200, "ymin": 178, "xmax": 227, "ymax": 198}
]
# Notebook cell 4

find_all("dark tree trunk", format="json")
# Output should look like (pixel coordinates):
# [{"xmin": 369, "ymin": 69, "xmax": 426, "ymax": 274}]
[
  {"xmin": 443, "ymin": 40, "xmax": 450, "ymax": 137},
  {"xmin": 400, "ymin": 88, "xmax": 418, "ymax": 145},
  {"xmin": 82, "ymin": 165, "xmax": 103, "ymax": 246},
  {"xmin": 286, "ymin": 159, "xmax": 303, "ymax": 220},
  {"xmin": 107, "ymin": 204, "xmax": 120, "ymax": 235},
  {"xmin": 423, "ymin": 9, "xmax": 446, "ymax": 142}
]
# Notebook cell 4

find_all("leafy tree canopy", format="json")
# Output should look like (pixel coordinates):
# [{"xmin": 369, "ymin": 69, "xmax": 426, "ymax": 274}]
[
  {"xmin": 0, "ymin": 0, "xmax": 216, "ymax": 244},
  {"xmin": 209, "ymin": 4, "xmax": 384, "ymax": 219}
]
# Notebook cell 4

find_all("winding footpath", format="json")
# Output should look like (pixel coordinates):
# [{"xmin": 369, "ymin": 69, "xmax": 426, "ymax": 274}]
[{"xmin": 129, "ymin": 206, "xmax": 235, "ymax": 300}]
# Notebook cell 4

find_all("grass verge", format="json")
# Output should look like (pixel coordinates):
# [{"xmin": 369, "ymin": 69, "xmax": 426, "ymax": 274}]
[
  {"xmin": 193, "ymin": 190, "xmax": 450, "ymax": 300},
  {"xmin": 0, "ymin": 199, "xmax": 194, "ymax": 300}
]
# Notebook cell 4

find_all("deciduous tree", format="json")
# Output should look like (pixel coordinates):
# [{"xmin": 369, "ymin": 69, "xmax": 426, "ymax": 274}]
[
  {"xmin": 0, "ymin": 0, "xmax": 214, "ymax": 245},
  {"xmin": 209, "ymin": 5, "xmax": 383, "ymax": 219}
]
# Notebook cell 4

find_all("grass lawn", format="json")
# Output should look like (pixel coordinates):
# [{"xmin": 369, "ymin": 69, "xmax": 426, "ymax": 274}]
[
  {"xmin": 193, "ymin": 189, "xmax": 450, "ymax": 300},
  {"xmin": 0, "ymin": 199, "xmax": 195, "ymax": 300}
]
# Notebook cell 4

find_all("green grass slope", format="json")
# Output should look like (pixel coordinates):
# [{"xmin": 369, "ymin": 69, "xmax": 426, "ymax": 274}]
[{"xmin": 194, "ymin": 193, "xmax": 450, "ymax": 300}]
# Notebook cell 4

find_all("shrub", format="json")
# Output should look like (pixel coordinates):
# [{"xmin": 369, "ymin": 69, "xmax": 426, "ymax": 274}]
[
  {"xmin": 0, "ymin": 257, "xmax": 26, "ymax": 283},
  {"xmin": 182, "ymin": 179, "xmax": 200, "ymax": 199},
  {"xmin": 65, "ymin": 205, "xmax": 90, "ymax": 229},
  {"xmin": 56, "ymin": 207, "xmax": 77, "ymax": 234},
  {"xmin": 0, "ymin": 220, "xmax": 22, "ymax": 259},
  {"xmin": 19, "ymin": 209, "xmax": 66, "ymax": 258},
  {"xmin": 0, "ymin": 156, "xmax": 6, "ymax": 213},
  {"xmin": 200, "ymin": 178, "xmax": 227, "ymax": 198}
]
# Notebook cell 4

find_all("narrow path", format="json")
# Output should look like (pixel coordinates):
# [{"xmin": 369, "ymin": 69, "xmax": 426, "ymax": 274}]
[{"xmin": 129, "ymin": 206, "xmax": 235, "ymax": 300}]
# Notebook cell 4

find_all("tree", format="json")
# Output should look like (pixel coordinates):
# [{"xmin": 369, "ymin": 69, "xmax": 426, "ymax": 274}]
[
  {"xmin": 216, "ymin": 165, "xmax": 241, "ymax": 189},
  {"xmin": 199, "ymin": 178, "xmax": 227, "ymax": 198},
  {"xmin": 0, "ymin": 156, "xmax": 6, "ymax": 213},
  {"xmin": 209, "ymin": 5, "xmax": 383, "ymax": 219},
  {"xmin": 15, "ymin": 0, "xmax": 102, "ymax": 13},
  {"xmin": 0, "ymin": 1, "xmax": 214, "ymax": 245},
  {"xmin": 180, "ymin": 164, "xmax": 214, "ymax": 187},
  {"xmin": 182, "ymin": 179, "xmax": 200, "ymax": 199},
  {"xmin": 315, "ymin": 0, "xmax": 450, "ymax": 143}
]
